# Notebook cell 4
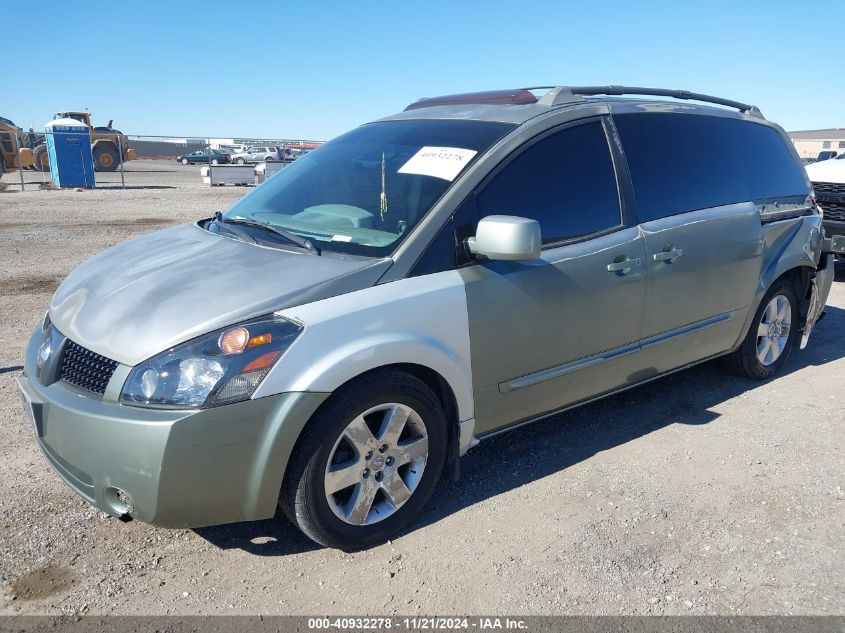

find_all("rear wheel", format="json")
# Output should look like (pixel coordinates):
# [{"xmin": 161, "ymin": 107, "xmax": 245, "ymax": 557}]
[
  {"xmin": 211, "ymin": 158, "xmax": 219, "ymax": 165},
  {"xmin": 181, "ymin": 158, "xmax": 189, "ymax": 165},
  {"xmin": 235, "ymin": 157, "xmax": 245, "ymax": 165},
  {"xmin": 281, "ymin": 369, "xmax": 447, "ymax": 550},
  {"xmin": 33, "ymin": 144, "xmax": 49, "ymax": 172},
  {"xmin": 93, "ymin": 144, "xmax": 119, "ymax": 172},
  {"xmin": 722, "ymin": 279, "xmax": 798, "ymax": 380}
]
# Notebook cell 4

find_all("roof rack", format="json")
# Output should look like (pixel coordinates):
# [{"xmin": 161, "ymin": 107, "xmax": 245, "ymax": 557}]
[
  {"xmin": 403, "ymin": 85, "xmax": 764, "ymax": 118},
  {"xmin": 536, "ymin": 85, "xmax": 764, "ymax": 117}
]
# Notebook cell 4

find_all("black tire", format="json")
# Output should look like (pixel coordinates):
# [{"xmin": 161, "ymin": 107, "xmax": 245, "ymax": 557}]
[
  {"xmin": 93, "ymin": 144, "xmax": 120, "ymax": 172},
  {"xmin": 235, "ymin": 157, "xmax": 245, "ymax": 165},
  {"xmin": 281, "ymin": 369, "xmax": 448, "ymax": 550},
  {"xmin": 33, "ymin": 144, "xmax": 49, "ymax": 172},
  {"xmin": 722, "ymin": 278, "xmax": 799, "ymax": 380}
]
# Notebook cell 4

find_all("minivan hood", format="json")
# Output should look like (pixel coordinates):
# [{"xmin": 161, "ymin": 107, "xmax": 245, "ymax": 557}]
[{"xmin": 50, "ymin": 223, "xmax": 390, "ymax": 366}]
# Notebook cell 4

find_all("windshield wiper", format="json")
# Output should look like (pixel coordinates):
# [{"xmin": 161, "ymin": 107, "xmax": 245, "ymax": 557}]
[
  {"xmin": 217, "ymin": 213, "xmax": 320, "ymax": 255},
  {"xmin": 209, "ymin": 212, "xmax": 258, "ymax": 243}
]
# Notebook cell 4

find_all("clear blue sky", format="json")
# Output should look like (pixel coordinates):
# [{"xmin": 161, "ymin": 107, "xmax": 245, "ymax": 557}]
[{"xmin": 4, "ymin": 0, "xmax": 843, "ymax": 140}]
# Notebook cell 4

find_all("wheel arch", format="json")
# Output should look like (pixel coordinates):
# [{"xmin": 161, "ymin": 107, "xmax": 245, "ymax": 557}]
[
  {"xmin": 732, "ymin": 216, "xmax": 824, "ymax": 351},
  {"xmin": 733, "ymin": 263, "xmax": 816, "ymax": 353},
  {"xmin": 260, "ymin": 362, "xmax": 463, "ymax": 524}
]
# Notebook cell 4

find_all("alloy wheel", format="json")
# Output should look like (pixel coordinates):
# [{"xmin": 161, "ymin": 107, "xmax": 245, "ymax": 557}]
[
  {"xmin": 756, "ymin": 294, "xmax": 792, "ymax": 366},
  {"xmin": 324, "ymin": 403, "xmax": 428, "ymax": 526}
]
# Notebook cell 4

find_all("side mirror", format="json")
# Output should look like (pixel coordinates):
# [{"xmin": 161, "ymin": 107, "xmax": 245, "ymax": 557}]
[{"xmin": 466, "ymin": 215, "xmax": 542, "ymax": 261}]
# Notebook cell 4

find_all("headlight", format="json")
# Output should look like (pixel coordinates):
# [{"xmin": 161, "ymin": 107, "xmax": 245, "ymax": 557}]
[
  {"xmin": 120, "ymin": 315, "xmax": 302, "ymax": 409},
  {"xmin": 37, "ymin": 313, "xmax": 54, "ymax": 377}
]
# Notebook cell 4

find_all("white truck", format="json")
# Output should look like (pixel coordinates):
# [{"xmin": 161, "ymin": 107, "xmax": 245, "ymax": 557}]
[{"xmin": 806, "ymin": 155, "xmax": 845, "ymax": 258}]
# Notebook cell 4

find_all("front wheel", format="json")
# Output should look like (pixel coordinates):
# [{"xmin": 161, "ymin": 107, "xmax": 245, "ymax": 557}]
[
  {"xmin": 235, "ymin": 157, "xmax": 245, "ymax": 164},
  {"xmin": 722, "ymin": 279, "xmax": 798, "ymax": 379},
  {"xmin": 181, "ymin": 158, "xmax": 189, "ymax": 165},
  {"xmin": 93, "ymin": 144, "xmax": 119, "ymax": 172},
  {"xmin": 211, "ymin": 158, "xmax": 219, "ymax": 165},
  {"xmin": 281, "ymin": 369, "xmax": 447, "ymax": 550}
]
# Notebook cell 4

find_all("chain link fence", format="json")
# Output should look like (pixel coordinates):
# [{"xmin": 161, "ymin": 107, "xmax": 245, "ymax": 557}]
[{"xmin": 1, "ymin": 131, "xmax": 324, "ymax": 191}]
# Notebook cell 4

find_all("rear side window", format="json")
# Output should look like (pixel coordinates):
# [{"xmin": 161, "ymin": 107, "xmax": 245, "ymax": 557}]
[
  {"xmin": 476, "ymin": 121, "xmax": 621, "ymax": 244},
  {"xmin": 728, "ymin": 121, "xmax": 808, "ymax": 200},
  {"xmin": 615, "ymin": 113, "xmax": 807, "ymax": 223}
]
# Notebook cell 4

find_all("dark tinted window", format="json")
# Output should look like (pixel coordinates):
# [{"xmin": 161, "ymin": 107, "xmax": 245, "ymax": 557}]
[
  {"xmin": 476, "ymin": 121, "xmax": 621, "ymax": 244},
  {"xmin": 615, "ymin": 113, "xmax": 807, "ymax": 223},
  {"xmin": 728, "ymin": 120, "xmax": 808, "ymax": 199},
  {"xmin": 409, "ymin": 218, "xmax": 457, "ymax": 277},
  {"xmin": 615, "ymin": 113, "xmax": 749, "ymax": 222}
]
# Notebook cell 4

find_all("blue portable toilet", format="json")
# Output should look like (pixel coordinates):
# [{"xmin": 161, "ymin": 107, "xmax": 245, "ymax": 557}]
[{"xmin": 45, "ymin": 118, "xmax": 96, "ymax": 188}]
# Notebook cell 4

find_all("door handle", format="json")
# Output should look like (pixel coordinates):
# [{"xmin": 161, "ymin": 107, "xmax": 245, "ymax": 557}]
[
  {"xmin": 653, "ymin": 248, "xmax": 684, "ymax": 263},
  {"xmin": 606, "ymin": 257, "xmax": 642, "ymax": 275}
]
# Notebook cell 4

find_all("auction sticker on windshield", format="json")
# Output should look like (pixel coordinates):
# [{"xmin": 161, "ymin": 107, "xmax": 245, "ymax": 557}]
[{"xmin": 398, "ymin": 146, "xmax": 478, "ymax": 181}]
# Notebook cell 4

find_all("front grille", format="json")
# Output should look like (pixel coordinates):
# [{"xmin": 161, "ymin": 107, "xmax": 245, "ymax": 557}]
[
  {"xmin": 59, "ymin": 340, "xmax": 118, "ymax": 395},
  {"xmin": 821, "ymin": 203, "xmax": 845, "ymax": 223},
  {"xmin": 813, "ymin": 181, "xmax": 845, "ymax": 196}
]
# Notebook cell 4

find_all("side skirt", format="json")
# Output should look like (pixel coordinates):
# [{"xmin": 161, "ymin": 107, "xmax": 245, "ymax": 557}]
[{"xmin": 472, "ymin": 349, "xmax": 731, "ymax": 444}]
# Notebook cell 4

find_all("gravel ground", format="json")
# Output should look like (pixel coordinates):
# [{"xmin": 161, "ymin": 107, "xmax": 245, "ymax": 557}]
[{"xmin": 0, "ymin": 181, "xmax": 843, "ymax": 616}]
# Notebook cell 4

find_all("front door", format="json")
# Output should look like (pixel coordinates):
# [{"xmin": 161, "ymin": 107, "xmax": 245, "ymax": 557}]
[{"xmin": 459, "ymin": 118, "xmax": 648, "ymax": 434}]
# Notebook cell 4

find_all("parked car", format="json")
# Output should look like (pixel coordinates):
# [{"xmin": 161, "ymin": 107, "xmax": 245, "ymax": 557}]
[
  {"xmin": 231, "ymin": 146, "xmax": 278, "ymax": 164},
  {"xmin": 217, "ymin": 145, "xmax": 247, "ymax": 157},
  {"xmin": 816, "ymin": 150, "xmax": 838, "ymax": 162},
  {"xmin": 18, "ymin": 86, "xmax": 835, "ymax": 550},
  {"xmin": 806, "ymin": 153, "xmax": 845, "ymax": 259},
  {"xmin": 176, "ymin": 148, "xmax": 230, "ymax": 165}
]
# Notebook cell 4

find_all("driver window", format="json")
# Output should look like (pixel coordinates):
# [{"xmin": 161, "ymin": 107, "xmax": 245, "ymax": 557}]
[{"xmin": 476, "ymin": 120, "xmax": 622, "ymax": 245}]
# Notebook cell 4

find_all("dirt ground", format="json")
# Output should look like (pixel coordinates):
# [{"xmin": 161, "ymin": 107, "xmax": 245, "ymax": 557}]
[{"xmin": 0, "ymin": 183, "xmax": 843, "ymax": 616}]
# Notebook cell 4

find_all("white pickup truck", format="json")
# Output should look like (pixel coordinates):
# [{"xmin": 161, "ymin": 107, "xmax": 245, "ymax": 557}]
[{"xmin": 806, "ymin": 155, "xmax": 845, "ymax": 257}]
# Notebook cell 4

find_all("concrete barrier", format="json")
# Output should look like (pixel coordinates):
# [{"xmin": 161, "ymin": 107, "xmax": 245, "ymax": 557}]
[
  {"xmin": 201, "ymin": 164, "xmax": 255, "ymax": 186},
  {"xmin": 254, "ymin": 161, "xmax": 287, "ymax": 184}
]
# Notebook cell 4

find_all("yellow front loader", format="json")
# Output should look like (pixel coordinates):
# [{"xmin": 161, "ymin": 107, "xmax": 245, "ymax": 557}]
[
  {"xmin": 0, "ymin": 117, "xmax": 35, "ymax": 180},
  {"xmin": 33, "ymin": 111, "xmax": 137, "ymax": 172}
]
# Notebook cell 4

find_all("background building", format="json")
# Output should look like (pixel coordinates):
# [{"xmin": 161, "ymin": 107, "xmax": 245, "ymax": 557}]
[{"xmin": 788, "ymin": 128, "xmax": 845, "ymax": 160}]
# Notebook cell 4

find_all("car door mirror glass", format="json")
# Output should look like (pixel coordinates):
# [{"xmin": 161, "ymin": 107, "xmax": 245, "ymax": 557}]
[{"xmin": 466, "ymin": 215, "xmax": 541, "ymax": 261}]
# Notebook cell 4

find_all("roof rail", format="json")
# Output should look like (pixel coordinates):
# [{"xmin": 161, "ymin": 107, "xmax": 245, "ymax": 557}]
[{"xmin": 538, "ymin": 85, "xmax": 764, "ymax": 117}]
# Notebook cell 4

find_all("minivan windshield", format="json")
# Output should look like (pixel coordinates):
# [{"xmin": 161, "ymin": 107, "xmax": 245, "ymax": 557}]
[{"xmin": 221, "ymin": 119, "xmax": 515, "ymax": 256}]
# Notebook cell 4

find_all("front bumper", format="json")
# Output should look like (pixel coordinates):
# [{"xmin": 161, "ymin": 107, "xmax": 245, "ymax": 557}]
[{"xmin": 18, "ymin": 330, "xmax": 328, "ymax": 528}]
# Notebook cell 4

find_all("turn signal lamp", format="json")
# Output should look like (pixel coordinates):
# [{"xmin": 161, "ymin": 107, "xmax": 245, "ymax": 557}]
[{"xmin": 248, "ymin": 332, "xmax": 273, "ymax": 348}]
